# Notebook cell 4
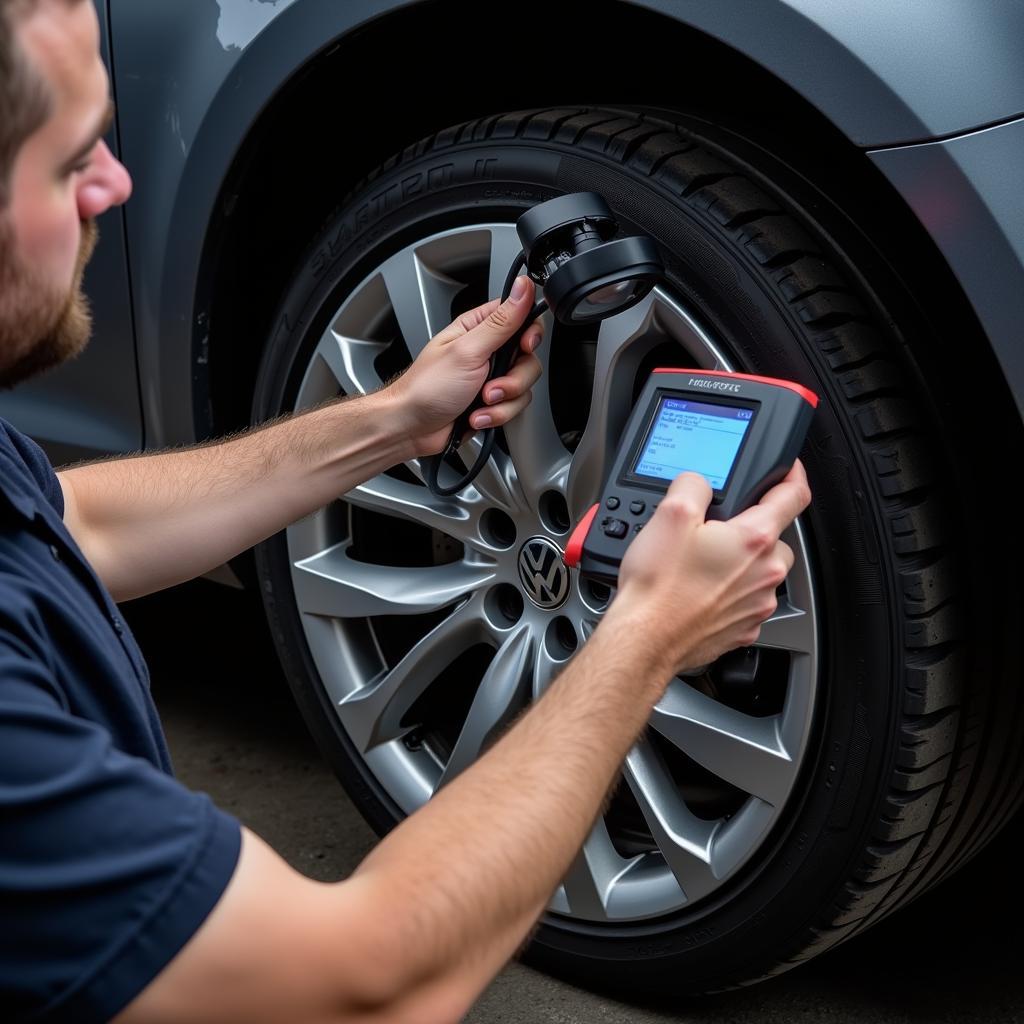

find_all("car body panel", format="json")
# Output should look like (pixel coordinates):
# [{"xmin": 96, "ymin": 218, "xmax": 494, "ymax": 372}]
[
  {"xmin": 869, "ymin": 116, "xmax": 1024, "ymax": 423},
  {"xmin": 6, "ymin": 0, "xmax": 1024, "ymax": 460},
  {"xmin": 106, "ymin": 0, "xmax": 423, "ymax": 449},
  {"xmin": 651, "ymin": 0, "xmax": 1024, "ymax": 147}
]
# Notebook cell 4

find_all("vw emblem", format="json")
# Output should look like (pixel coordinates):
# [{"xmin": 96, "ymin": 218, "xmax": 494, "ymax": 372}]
[{"xmin": 518, "ymin": 537, "xmax": 570, "ymax": 609}]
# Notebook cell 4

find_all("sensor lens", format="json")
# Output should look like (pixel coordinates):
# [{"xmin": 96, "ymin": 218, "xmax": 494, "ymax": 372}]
[{"xmin": 571, "ymin": 278, "xmax": 647, "ymax": 321}]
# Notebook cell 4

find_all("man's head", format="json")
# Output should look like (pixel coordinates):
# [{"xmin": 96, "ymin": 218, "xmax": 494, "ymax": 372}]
[{"xmin": 0, "ymin": 0, "xmax": 131, "ymax": 389}]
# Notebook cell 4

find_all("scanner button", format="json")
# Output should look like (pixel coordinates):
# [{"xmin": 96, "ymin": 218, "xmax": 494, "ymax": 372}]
[
  {"xmin": 605, "ymin": 496, "xmax": 620, "ymax": 510},
  {"xmin": 602, "ymin": 518, "xmax": 628, "ymax": 539}
]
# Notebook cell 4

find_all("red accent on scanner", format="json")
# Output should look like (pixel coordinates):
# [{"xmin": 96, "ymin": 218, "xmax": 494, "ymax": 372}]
[
  {"xmin": 652, "ymin": 368, "xmax": 819, "ymax": 408},
  {"xmin": 564, "ymin": 503, "xmax": 600, "ymax": 568}
]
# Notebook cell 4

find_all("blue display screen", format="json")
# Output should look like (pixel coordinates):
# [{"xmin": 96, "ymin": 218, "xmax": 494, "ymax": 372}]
[{"xmin": 633, "ymin": 397, "xmax": 754, "ymax": 490}]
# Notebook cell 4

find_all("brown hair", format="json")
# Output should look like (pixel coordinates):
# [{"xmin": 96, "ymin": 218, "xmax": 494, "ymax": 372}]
[{"xmin": 0, "ymin": 0, "xmax": 82, "ymax": 206}]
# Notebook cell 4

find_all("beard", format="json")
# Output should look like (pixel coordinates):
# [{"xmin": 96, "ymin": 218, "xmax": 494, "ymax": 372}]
[{"xmin": 0, "ymin": 217, "xmax": 98, "ymax": 390}]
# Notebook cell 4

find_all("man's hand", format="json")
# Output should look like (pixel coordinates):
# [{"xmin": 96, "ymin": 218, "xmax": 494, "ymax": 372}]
[
  {"xmin": 385, "ymin": 275, "xmax": 545, "ymax": 457},
  {"xmin": 609, "ymin": 460, "xmax": 812, "ymax": 675}
]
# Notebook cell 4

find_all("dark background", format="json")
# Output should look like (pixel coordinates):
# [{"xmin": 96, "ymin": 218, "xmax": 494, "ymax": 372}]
[{"xmin": 126, "ymin": 578, "xmax": 1024, "ymax": 1024}]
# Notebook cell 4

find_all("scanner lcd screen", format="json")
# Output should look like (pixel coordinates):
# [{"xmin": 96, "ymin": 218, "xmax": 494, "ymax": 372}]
[{"xmin": 632, "ymin": 396, "xmax": 754, "ymax": 490}]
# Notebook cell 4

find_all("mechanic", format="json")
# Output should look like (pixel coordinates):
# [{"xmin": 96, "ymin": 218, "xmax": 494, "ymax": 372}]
[{"xmin": 0, "ymin": 1, "xmax": 811, "ymax": 1022}]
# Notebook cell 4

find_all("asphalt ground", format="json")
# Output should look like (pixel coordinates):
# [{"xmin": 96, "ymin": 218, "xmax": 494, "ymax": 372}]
[{"xmin": 126, "ymin": 578, "xmax": 1024, "ymax": 1024}]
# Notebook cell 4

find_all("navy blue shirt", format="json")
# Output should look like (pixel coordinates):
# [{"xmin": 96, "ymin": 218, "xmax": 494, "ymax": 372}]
[{"xmin": 0, "ymin": 418, "xmax": 240, "ymax": 1023}]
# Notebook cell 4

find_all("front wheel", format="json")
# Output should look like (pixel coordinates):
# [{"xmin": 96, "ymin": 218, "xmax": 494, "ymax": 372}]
[{"xmin": 252, "ymin": 105, "xmax": 1019, "ymax": 995}]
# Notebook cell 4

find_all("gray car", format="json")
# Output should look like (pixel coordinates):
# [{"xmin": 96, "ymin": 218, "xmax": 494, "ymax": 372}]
[{"xmin": 7, "ymin": 0, "xmax": 1023, "ymax": 997}]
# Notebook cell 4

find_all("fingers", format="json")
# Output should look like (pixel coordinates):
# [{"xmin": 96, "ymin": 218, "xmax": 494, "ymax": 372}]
[
  {"xmin": 734, "ymin": 459, "xmax": 812, "ymax": 537},
  {"xmin": 480, "ymin": 351, "xmax": 543, "ymax": 407},
  {"xmin": 430, "ymin": 279, "xmax": 541, "ymax": 368},
  {"xmin": 775, "ymin": 539, "xmax": 795, "ymax": 576},
  {"xmin": 768, "ymin": 458, "xmax": 812, "ymax": 527},
  {"xmin": 520, "ymin": 321, "xmax": 545, "ymax": 355},
  {"xmin": 466, "ymin": 320, "xmax": 544, "ymax": 429},
  {"xmin": 431, "ymin": 299, "xmax": 501, "ymax": 346},
  {"xmin": 470, "ymin": 390, "xmax": 532, "ymax": 430},
  {"xmin": 785, "ymin": 458, "xmax": 810, "ymax": 492},
  {"xmin": 658, "ymin": 471, "xmax": 715, "ymax": 523},
  {"xmin": 461, "ymin": 276, "xmax": 537, "ymax": 362}
]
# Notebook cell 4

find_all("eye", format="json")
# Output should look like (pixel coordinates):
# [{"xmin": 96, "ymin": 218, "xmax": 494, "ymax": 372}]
[{"xmin": 65, "ymin": 147, "xmax": 96, "ymax": 178}]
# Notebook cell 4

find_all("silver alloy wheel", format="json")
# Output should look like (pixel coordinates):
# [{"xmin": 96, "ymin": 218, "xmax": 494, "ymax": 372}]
[{"xmin": 286, "ymin": 223, "xmax": 818, "ymax": 923}]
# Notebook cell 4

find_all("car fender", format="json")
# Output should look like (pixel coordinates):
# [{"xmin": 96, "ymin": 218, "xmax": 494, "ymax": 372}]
[{"xmin": 109, "ymin": 0, "xmax": 1024, "ymax": 446}]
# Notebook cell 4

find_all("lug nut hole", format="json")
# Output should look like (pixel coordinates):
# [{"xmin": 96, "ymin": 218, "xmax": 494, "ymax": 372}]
[
  {"xmin": 486, "ymin": 583, "xmax": 524, "ymax": 627},
  {"xmin": 583, "ymin": 579, "xmax": 612, "ymax": 612},
  {"xmin": 481, "ymin": 508, "xmax": 517, "ymax": 549},
  {"xmin": 539, "ymin": 491, "xmax": 571, "ymax": 535},
  {"xmin": 545, "ymin": 616, "xmax": 578, "ymax": 660}
]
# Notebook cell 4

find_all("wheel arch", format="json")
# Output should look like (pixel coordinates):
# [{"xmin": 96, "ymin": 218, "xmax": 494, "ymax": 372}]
[{"xmin": 145, "ymin": 0, "xmax": 1018, "ymax": 458}]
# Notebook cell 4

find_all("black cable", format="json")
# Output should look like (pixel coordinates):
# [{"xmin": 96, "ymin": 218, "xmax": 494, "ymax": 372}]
[{"xmin": 426, "ymin": 251, "xmax": 548, "ymax": 496}]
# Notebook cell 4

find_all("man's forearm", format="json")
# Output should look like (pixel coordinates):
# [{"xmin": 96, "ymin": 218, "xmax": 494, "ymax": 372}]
[
  {"xmin": 58, "ymin": 389, "xmax": 414, "ymax": 602},
  {"xmin": 348, "ymin": 601, "xmax": 673, "ymax": 1017}
]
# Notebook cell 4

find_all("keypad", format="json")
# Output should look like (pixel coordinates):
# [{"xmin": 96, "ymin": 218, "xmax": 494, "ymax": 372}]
[{"xmin": 601, "ymin": 517, "xmax": 628, "ymax": 538}]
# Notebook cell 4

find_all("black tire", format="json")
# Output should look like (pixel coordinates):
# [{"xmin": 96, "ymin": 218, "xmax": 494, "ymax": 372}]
[{"xmin": 252, "ymin": 105, "xmax": 1023, "ymax": 994}]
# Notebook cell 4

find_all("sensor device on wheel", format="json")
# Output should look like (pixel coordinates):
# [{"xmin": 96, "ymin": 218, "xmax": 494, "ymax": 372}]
[
  {"xmin": 426, "ymin": 191, "xmax": 663, "ymax": 496},
  {"xmin": 565, "ymin": 369, "xmax": 818, "ymax": 586}
]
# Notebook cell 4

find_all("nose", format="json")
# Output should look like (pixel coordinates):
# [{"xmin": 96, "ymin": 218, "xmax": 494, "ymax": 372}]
[{"xmin": 77, "ymin": 140, "xmax": 133, "ymax": 219}]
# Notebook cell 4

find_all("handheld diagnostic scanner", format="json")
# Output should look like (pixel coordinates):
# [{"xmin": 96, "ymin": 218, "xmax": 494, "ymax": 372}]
[{"xmin": 564, "ymin": 369, "xmax": 818, "ymax": 586}]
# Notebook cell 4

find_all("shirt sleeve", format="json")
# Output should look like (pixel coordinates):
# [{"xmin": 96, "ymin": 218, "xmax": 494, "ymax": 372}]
[
  {"xmin": 0, "ymin": 627, "xmax": 241, "ymax": 1024},
  {"xmin": 0, "ymin": 419, "xmax": 64, "ymax": 517}
]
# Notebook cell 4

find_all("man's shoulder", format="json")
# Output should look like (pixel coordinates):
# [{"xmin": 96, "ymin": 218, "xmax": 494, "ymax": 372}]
[
  {"xmin": 0, "ymin": 416, "xmax": 64, "ymax": 519},
  {"xmin": 0, "ymin": 414, "xmax": 34, "ymax": 454},
  {"xmin": 0, "ymin": 415, "xmax": 52, "ymax": 470}
]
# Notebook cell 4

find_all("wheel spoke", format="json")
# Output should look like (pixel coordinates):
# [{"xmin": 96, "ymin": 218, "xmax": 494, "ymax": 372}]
[
  {"xmin": 755, "ymin": 595, "xmax": 812, "ymax": 654},
  {"xmin": 344, "ymin": 473, "xmax": 491, "ymax": 549},
  {"xmin": 558, "ymin": 816, "xmax": 635, "ymax": 921},
  {"xmin": 487, "ymin": 224, "xmax": 525, "ymax": 301},
  {"xmin": 624, "ymin": 738, "xmax": 721, "ymax": 904},
  {"xmin": 576, "ymin": 611, "xmax": 599, "ymax": 642},
  {"xmin": 380, "ymin": 248, "xmax": 463, "ymax": 359},
  {"xmin": 338, "ymin": 598, "xmax": 486, "ymax": 751},
  {"xmin": 437, "ymin": 626, "xmax": 534, "ymax": 788},
  {"xmin": 532, "ymin": 640, "xmax": 566, "ymax": 701},
  {"xmin": 650, "ymin": 680, "xmax": 795, "ymax": 806},
  {"xmin": 566, "ymin": 292, "xmax": 661, "ymax": 520},
  {"xmin": 503, "ymin": 312, "xmax": 570, "ymax": 511},
  {"xmin": 293, "ymin": 543, "xmax": 496, "ymax": 618},
  {"xmin": 454, "ymin": 436, "xmax": 527, "ymax": 515},
  {"xmin": 315, "ymin": 327, "xmax": 387, "ymax": 397}
]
